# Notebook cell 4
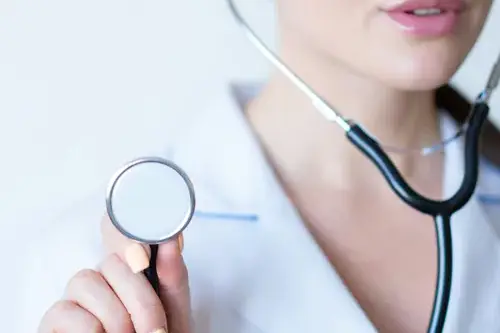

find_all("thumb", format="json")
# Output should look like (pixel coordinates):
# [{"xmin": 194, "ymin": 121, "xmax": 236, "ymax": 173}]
[{"xmin": 156, "ymin": 235, "xmax": 192, "ymax": 333}]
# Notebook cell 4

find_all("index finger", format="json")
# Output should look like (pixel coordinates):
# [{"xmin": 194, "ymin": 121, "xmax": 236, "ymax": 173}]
[{"xmin": 100, "ymin": 214, "xmax": 151, "ymax": 273}]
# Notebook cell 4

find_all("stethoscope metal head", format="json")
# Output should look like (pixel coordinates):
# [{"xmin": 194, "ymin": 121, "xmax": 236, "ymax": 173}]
[
  {"xmin": 479, "ymin": 52, "xmax": 500, "ymax": 103},
  {"xmin": 106, "ymin": 157, "xmax": 196, "ymax": 245}
]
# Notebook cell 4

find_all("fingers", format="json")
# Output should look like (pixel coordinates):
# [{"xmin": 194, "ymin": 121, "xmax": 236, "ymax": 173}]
[
  {"xmin": 157, "ymin": 239, "xmax": 191, "ymax": 333},
  {"xmin": 40, "ymin": 254, "xmax": 168, "ymax": 333},
  {"xmin": 100, "ymin": 254, "xmax": 168, "ymax": 333},
  {"xmin": 64, "ymin": 269, "xmax": 133, "ymax": 333},
  {"xmin": 38, "ymin": 300, "xmax": 104, "ymax": 333},
  {"xmin": 101, "ymin": 212, "xmax": 191, "ymax": 333},
  {"xmin": 101, "ymin": 214, "xmax": 152, "ymax": 273}
]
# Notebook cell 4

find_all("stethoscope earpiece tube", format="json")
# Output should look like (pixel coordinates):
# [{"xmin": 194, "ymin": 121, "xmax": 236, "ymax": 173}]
[{"xmin": 144, "ymin": 244, "xmax": 160, "ymax": 295}]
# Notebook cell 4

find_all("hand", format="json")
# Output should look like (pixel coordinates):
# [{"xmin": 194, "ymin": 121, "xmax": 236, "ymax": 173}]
[{"xmin": 38, "ymin": 215, "xmax": 190, "ymax": 333}]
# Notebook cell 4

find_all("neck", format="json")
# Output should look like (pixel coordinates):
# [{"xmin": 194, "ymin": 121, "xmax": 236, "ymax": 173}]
[{"xmin": 246, "ymin": 38, "xmax": 442, "ymax": 191}]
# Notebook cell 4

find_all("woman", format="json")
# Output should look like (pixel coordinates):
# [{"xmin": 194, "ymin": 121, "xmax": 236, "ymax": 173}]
[{"xmin": 30, "ymin": 0, "xmax": 500, "ymax": 332}]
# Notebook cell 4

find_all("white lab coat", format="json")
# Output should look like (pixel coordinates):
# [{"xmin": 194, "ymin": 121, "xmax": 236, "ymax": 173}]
[{"xmin": 15, "ymin": 83, "xmax": 500, "ymax": 332}]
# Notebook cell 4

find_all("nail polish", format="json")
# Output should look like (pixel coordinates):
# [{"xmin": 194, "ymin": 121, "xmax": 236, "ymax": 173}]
[
  {"xmin": 151, "ymin": 328, "xmax": 167, "ymax": 333},
  {"xmin": 125, "ymin": 243, "xmax": 149, "ymax": 273},
  {"xmin": 178, "ymin": 233, "xmax": 184, "ymax": 253}
]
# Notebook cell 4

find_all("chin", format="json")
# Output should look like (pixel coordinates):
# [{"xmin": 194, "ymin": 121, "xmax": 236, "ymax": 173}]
[
  {"xmin": 381, "ymin": 67, "xmax": 457, "ymax": 91},
  {"xmin": 378, "ymin": 52, "xmax": 466, "ymax": 91}
]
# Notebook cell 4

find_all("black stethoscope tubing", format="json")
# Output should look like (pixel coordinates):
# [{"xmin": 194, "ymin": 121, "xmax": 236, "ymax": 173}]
[{"xmin": 348, "ymin": 101, "xmax": 490, "ymax": 332}]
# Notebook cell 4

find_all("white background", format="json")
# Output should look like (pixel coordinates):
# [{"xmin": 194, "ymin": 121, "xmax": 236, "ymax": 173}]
[{"xmin": 0, "ymin": 0, "xmax": 499, "ymax": 245}]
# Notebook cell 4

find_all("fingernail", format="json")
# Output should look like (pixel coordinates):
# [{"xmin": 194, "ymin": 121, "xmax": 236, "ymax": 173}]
[
  {"xmin": 125, "ymin": 243, "xmax": 150, "ymax": 273},
  {"xmin": 178, "ymin": 233, "xmax": 184, "ymax": 253},
  {"xmin": 151, "ymin": 328, "xmax": 167, "ymax": 333}
]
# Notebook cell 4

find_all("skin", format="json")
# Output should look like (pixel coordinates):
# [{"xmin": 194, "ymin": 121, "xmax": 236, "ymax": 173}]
[
  {"xmin": 245, "ymin": 0, "xmax": 493, "ymax": 332},
  {"xmin": 40, "ymin": 0, "xmax": 493, "ymax": 333}
]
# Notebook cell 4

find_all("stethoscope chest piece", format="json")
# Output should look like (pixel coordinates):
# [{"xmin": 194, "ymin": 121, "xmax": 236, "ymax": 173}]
[
  {"xmin": 106, "ymin": 157, "xmax": 196, "ymax": 245},
  {"xmin": 106, "ymin": 157, "xmax": 196, "ymax": 294}
]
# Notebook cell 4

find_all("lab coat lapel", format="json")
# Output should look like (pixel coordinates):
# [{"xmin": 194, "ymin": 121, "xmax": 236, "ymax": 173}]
[
  {"xmin": 440, "ymin": 115, "xmax": 500, "ymax": 332},
  {"xmin": 173, "ymin": 84, "xmax": 377, "ymax": 332}
]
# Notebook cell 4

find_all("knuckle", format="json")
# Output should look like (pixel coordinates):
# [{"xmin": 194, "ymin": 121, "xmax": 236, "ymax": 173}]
[
  {"xmin": 101, "ymin": 252, "xmax": 123, "ymax": 269},
  {"xmin": 66, "ymin": 269, "xmax": 103, "ymax": 292},
  {"xmin": 87, "ymin": 319, "xmax": 105, "ymax": 333},
  {"xmin": 49, "ymin": 300, "xmax": 76, "ymax": 314},
  {"xmin": 71, "ymin": 268, "xmax": 102, "ymax": 285},
  {"xmin": 98, "ymin": 252, "xmax": 127, "ymax": 278}
]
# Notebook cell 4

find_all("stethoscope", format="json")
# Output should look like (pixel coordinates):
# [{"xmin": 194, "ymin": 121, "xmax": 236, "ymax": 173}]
[{"xmin": 104, "ymin": 1, "xmax": 500, "ymax": 332}]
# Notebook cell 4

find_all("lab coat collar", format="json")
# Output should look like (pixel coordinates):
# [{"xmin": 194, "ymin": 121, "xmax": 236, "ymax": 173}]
[
  {"xmin": 172, "ymin": 83, "xmax": 500, "ymax": 332},
  {"xmin": 169, "ymin": 84, "xmax": 271, "ymax": 217}
]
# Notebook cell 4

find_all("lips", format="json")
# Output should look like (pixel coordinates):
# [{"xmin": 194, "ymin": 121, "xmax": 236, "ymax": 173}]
[
  {"xmin": 383, "ymin": 0, "xmax": 465, "ymax": 37},
  {"xmin": 385, "ymin": 0, "xmax": 465, "ymax": 13}
]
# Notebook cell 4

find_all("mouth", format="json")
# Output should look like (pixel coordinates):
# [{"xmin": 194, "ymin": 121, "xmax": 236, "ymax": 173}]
[
  {"xmin": 383, "ymin": 0, "xmax": 465, "ymax": 37},
  {"xmin": 383, "ymin": 0, "xmax": 465, "ymax": 13},
  {"xmin": 405, "ymin": 8, "xmax": 448, "ymax": 16}
]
